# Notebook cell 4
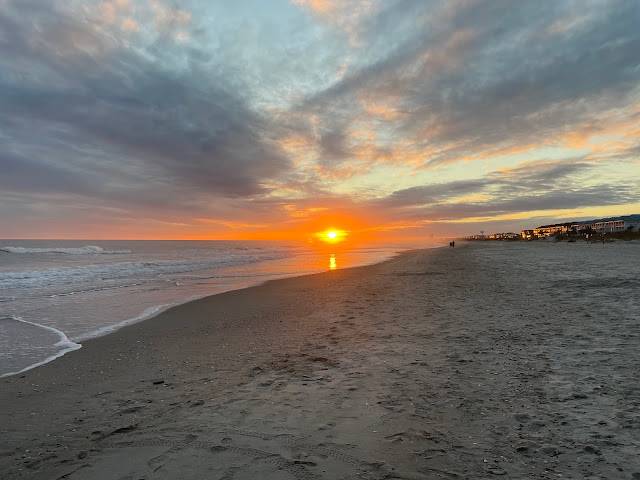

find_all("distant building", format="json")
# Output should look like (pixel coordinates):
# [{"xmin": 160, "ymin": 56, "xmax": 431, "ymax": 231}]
[
  {"xmin": 534, "ymin": 226, "xmax": 551, "ymax": 237},
  {"xmin": 579, "ymin": 219, "xmax": 625, "ymax": 233},
  {"xmin": 533, "ymin": 222, "xmax": 578, "ymax": 236},
  {"xmin": 626, "ymin": 220, "xmax": 640, "ymax": 231},
  {"xmin": 487, "ymin": 232, "xmax": 520, "ymax": 239},
  {"xmin": 471, "ymin": 214, "xmax": 639, "ymax": 240},
  {"xmin": 551, "ymin": 223, "xmax": 574, "ymax": 234},
  {"xmin": 534, "ymin": 215, "xmax": 640, "ymax": 236}
]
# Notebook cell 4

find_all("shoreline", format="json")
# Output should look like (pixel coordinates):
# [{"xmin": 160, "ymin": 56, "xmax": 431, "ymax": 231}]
[
  {"xmin": 2, "ymin": 243, "xmax": 638, "ymax": 479},
  {"xmin": 0, "ymin": 245, "xmax": 412, "ymax": 379},
  {"xmin": 0, "ymin": 316, "xmax": 83, "ymax": 379}
]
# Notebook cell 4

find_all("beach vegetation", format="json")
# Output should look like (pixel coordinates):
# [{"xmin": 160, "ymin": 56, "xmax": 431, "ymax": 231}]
[{"xmin": 607, "ymin": 230, "xmax": 640, "ymax": 241}]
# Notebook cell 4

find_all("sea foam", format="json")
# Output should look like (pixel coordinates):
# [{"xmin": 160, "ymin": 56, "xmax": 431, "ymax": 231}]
[
  {"xmin": 0, "ymin": 245, "xmax": 131, "ymax": 255},
  {"xmin": 0, "ymin": 251, "xmax": 289, "ymax": 290},
  {"xmin": 0, "ymin": 316, "xmax": 82, "ymax": 378}
]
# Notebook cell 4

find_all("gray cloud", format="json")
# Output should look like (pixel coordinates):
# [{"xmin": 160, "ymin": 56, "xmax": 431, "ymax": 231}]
[
  {"xmin": 294, "ymin": 0, "xmax": 640, "ymax": 169},
  {"xmin": 381, "ymin": 180, "xmax": 487, "ymax": 208},
  {"xmin": 419, "ymin": 184, "xmax": 638, "ymax": 222},
  {"xmin": 0, "ymin": 1, "xmax": 291, "ymax": 211},
  {"xmin": 1, "ymin": 0, "xmax": 638, "ymax": 235},
  {"xmin": 373, "ymin": 159, "xmax": 639, "ymax": 222}
]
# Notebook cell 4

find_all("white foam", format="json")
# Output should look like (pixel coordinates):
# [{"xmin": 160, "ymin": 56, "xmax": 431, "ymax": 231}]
[
  {"xmin": 0, "ymin": 316, "xmax": 82, "ymax": 378},
  {"xmin": 0, "ymin": 245, "xmax": 131, "ymax": 255},
  {"xmin": 0, "ymin": 251, "xmax": 290, "ymax": 290}
]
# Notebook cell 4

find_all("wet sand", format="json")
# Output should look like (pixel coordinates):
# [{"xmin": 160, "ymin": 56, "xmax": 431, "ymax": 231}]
[{"xmin": 1, "ymin": 243, "xmax": 639, "ymax": 479}]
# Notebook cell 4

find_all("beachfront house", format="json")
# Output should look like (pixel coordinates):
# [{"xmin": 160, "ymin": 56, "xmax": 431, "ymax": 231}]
[
  {"xmin": 533, "ymin": 226, "xmax": 551, "ymax": 237},
  {"xmin": 521, "ymin": 215, "xmax": 639, "ymax": 239},
  {"xmin": 533, "ymin": 222, "xmax": 576, "ymax": 237},
  {"xmin": 550, "ymin": 223, "xmax": 574, "ymax": 234},
  {"xmin": 579, "ymin": 219, "xmax": 626, "ymax": 233},
  {"xmin": 580, "ymin": 218, "xmax": 640, "ymax": 233},
  {"xmin": 625, "ymin": 220, "xmax": 640, "ymax": 231}
]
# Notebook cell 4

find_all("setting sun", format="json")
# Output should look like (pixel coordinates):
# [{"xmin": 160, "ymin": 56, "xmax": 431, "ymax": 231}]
[{"xmin": 316, "ymin": 229, "xmax": 347, "ymax": 243}]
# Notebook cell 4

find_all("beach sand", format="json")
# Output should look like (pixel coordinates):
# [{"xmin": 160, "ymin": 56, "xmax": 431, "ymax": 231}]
[{"xmin": 1, "ymin": 243, "xmax": 639, "ymax": 479}]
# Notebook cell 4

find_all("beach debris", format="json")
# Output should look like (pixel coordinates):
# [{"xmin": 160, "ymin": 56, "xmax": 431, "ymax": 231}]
[
  {"xmin": 97, "ymin": 424, "xmax": 138, "ymax": 440},
  {"xmin": 488, "ymin": 467, "xmax": 507, "ymax": 475}
]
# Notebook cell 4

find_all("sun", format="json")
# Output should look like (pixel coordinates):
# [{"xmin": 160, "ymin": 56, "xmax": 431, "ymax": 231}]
[{"xmin": 316, "ymin": 229, "xmax": 346, "ymax": 243}]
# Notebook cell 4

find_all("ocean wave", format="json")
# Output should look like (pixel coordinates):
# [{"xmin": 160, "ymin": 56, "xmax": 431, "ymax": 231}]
[
  {"xmin": 0, "ymin": 316, "xmax": 82, "ymax": 378},
  {"xmin": 0, "ymin": 245, "xmax": 131, "ymax": 255},
  {"xmin": 0, "ymin": 251, "xmax": 291, "ymax": 290},
  {"xmin": 46, "ymin": 281, "xmax": 148, "ymax": 298}
]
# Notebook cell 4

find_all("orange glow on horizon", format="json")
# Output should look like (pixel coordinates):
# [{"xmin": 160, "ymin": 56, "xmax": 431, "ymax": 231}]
[
  {"xmin": 317, "ymin": 229, "xmax": 347, "ymax": 243},
  {"xmin": 114, "ymin": 211, "xmax": 437, "ymax": 244}
]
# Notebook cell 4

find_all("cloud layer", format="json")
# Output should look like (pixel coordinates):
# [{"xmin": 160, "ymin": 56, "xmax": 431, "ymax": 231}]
[{"xmin": 1, "ymin": 0, "xmax": 639, "ymax": 238}]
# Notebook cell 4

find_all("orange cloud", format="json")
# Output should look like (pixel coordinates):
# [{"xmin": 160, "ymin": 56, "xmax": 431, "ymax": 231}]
[
  {"xmin": 360, "ymin": 98, "xmax": 404, "ymax": 121},
  {"xmin": 152, "ymin": 2, "xmax": 191, "ymax": 29},
  {"xmin": 277, "ymin": 134, "xmax": 318, "ymax": 167},
  {"xmin": 283, "ymin": 204, "xmax": 329, "ymax": 217},
  {"xmin": 292, "ymin": 0, "xmax": 376, "ymax": 43},
  {"xmin": 559, "ymin": 103, "xmax": 640, "ymax": 153},
  {"xmin": 98, "ymin": 2, "xmax": 117, "ymax": 23},
  {"xmin": 292, "ymin": 0, "xmax": 338, "ymax": 17},
  {"xmin": 121, "ymin": 17, "xmax": 139, "ymax": 33}
]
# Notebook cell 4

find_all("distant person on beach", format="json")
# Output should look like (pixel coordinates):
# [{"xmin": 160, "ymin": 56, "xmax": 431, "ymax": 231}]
[{"xmin": 450, "ymin": 241, "xmax": 455, "ymax": 247}]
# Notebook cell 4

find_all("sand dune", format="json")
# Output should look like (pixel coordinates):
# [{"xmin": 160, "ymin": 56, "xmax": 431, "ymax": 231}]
[{"xmin": 1, "ymin": 243, "xmax": 639, "ymax": 479}]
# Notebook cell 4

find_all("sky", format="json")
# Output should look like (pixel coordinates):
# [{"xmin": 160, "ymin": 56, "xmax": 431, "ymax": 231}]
[{"xmin": 1, "ymin": 0, "xmax": 639, "ymax": 241}]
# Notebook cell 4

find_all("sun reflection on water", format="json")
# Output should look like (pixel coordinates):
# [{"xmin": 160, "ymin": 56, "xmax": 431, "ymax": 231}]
[{"xmin": 330, "ymin": 254, "xmax": 337, "ymax": 270}]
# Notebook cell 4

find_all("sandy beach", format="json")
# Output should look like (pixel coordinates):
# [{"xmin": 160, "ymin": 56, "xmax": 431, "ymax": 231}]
[{"xmin": 1, "ymin": 243, "xmax": 639, "ymax": 479}]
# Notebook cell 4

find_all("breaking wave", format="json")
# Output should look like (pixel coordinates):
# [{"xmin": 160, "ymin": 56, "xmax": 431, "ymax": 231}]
[
  {"xmin": 0, "ymin": 316, "xmax": 82, "ymax": 378},
  {"xmin": 0, "ymin": 251, "xmax": 290, "ymax": 290},
  {"xmin": 0, "ymin": 245, "xmax": 131, "ymax": 255}
]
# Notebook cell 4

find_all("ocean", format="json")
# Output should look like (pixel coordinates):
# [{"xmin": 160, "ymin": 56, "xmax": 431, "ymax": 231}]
[{"xmin": 0, "ymin": 239, "xmax": 427, "ymax": 377}]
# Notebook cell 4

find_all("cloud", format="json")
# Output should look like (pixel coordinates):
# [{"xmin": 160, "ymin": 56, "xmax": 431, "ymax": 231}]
[
  {"xmin": 292, "ymin": 0, "xmax": 377, "ymax": 43},
  {"xmin": 287, "ymin": 0, "xmax": 640, "ymax": 172},
  {"xmin": 0, "ymin": 0, "xmax": 292, "ymax": 213},
  {"xmin": 1, "ymin": 0, "xmax": 639, "ymax": 237},
  {"xmin": 370, "ymin": 158, "xmax": 640, "ymax": 224},
  {"xmin": 381, "ymin": 180, "xmax": 487, "ymax": 208}
]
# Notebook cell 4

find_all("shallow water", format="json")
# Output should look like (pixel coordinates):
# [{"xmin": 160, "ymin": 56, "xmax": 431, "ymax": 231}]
[{"xmin": 0, "ymin": 239, "xmax": 430, "ymax": 377}]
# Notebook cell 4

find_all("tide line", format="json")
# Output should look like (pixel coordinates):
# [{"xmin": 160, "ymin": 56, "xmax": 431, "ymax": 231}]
[
  {"xmin": 71, "ymin": 295, "xmax": 206, "ymax": 343},
  {"xmin": 0, "ymin": 316, "xmax": 82, "ymax": 378}
]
